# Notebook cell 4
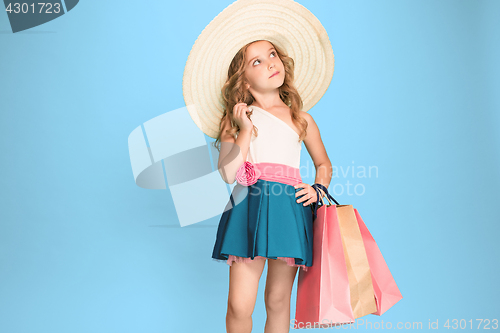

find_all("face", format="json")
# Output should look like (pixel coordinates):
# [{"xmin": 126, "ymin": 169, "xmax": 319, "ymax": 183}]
[{"xmin": 243, "ymin": 40, "xmax": 285, "ymax": 92}]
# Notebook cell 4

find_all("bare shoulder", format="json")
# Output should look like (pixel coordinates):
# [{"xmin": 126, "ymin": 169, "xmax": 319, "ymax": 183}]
[
  {"xmin": 300, "ymin": 110, "xmax": 329, "ymax": 166},
  {"xmin": 300, "ymin": 111, "xmax": 314, "ymax": 124},
  {"xmin": 299, "ymin": 111, "xmax": 319, "ymax": 133}
]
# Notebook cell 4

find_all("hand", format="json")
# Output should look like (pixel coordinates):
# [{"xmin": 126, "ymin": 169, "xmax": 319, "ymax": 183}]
[
  {"xmin": 232, "ymin": 102, "xmax": 253, "ymax": 133},
  {"xmin": 293, "ymin": 183, "xmax": 325, "ymax": 206}
]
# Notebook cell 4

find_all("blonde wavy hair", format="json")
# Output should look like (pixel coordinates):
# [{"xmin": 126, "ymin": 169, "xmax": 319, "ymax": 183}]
[{"xmin": 212, "ymin": 40, "xmax": 308, "ymax": 152}]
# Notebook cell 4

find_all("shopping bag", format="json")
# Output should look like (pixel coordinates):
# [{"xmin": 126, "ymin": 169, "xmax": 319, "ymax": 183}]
[
  {"xmin": 309, "ymin": 183, "xmax": 403, "ymax": 316},
  {"xmin": 354, "ymin": 208, "xmax": 403, "ymax": 315},
  {"xmin": 294, "ymin": 192, "xmax": 355, "ymax": 329},
  {"xmin": 336, "ymin": 204, "xmax": 378, "ymax": 318}
]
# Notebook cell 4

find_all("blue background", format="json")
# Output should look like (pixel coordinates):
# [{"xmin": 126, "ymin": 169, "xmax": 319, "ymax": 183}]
[{"xmin": 1, "ymin": 0, "xmax": 499, "ymax": 332}]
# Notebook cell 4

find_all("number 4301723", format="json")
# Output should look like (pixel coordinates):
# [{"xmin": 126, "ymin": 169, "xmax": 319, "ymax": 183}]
[
  {"xmin": 5, "ymin": 2, "xmax": 62, "ymax": 14},
  {"xmin": 444, "ymin": 319, "xmax": 498, "ymax": 330}
]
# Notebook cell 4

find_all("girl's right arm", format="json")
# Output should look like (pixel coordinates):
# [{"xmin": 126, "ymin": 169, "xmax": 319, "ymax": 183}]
[{"xmin": 217, "ymin": 103, "xmax": 254, "ymax": 184}]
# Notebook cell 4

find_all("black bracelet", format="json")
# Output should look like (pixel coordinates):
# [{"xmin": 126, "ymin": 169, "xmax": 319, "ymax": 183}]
[
  {"xmin": 310, "ymin": 183, "xmax": 325, "ymax": 219},
  {"xmin": 312, "ymin": 183, "xmax": 339, "ymax": 205},
  {"xmin": 313, "ymin": 184, "xmax": 326, "ymax": 198}
]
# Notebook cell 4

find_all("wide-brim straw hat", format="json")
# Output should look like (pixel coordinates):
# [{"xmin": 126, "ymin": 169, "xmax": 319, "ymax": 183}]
[{"xmin": 182, "ymin": 0, "xmax": 334, "ymax": 138}]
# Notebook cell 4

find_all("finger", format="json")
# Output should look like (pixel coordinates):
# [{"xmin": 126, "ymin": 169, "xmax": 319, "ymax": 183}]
[
  {"xmin": 295, "ymin": 190, "xmax": 308, "ymax": 203},
  {"xmin": 297, "ymin": 184, "xmax": 317, "ymax": 200},
  {"xmin": 298, "ymin": 192, "xmax": 313, "ymax": 205},
  {"xmin": 236, "ymin": 105, "xmax": 245, "ymax": 118},
  {"xmin": 308, "ymin": 192, "xmax": 321, "ymax": 206},
  {"xmin": 295, "ymin": 188, "xmax": 306, "ymax": 200},
  {"xmin": 241, "ymin": 104, "xmax": 249, "ymax": 115},
  {"xmin": 232, "ymin": 107, "xmax": 239, "ymax": 118},
  {"xmin": 302, "ymin": 196, "xmax": 314, "ymax": 206},
  {"xmin": 304, "ymin": 192, "xmax": 317, "ymax": 206}
]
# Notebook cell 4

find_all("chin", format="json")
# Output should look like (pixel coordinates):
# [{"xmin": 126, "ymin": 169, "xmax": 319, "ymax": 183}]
[{"xmin": 276, "ymin": 78, "xmax": 285, "ymax": 87}]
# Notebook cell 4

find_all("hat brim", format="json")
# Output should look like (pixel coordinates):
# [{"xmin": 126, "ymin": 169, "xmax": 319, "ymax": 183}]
[{"xmin": 183, "ymin": 0, "xmax": 334, "ymax": 138}]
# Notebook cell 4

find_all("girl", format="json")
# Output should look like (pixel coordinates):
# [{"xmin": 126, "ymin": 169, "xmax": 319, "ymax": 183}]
[{"xmin": 211, "ymin": 39, "xmax": 332, "ymax": 333}]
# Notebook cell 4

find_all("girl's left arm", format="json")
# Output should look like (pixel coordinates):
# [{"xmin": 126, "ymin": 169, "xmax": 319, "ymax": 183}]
[{"xmin": 301, "ymin": 111, "xmax": 332, "ymax": 198}]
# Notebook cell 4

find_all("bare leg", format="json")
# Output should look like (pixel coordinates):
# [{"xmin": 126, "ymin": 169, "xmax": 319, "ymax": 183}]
[
  {"xmin": 226, "ymin": 257, "xmax": 266, "ymax": 333},
  {"xmin": 264, "ymin": 259, "xmax": 298, "ymax": 333}
]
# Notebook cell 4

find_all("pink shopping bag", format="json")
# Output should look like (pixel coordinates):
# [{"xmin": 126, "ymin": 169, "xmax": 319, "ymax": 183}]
[
  {"xmin": 294, "ymin": 183, "xmax": 403, "ymax": 329},
  {"xmin": 294, "ymin": 199, "xmax": 355, "ymax": 329},
  {"xmin": 354, "ymin": 209, "xmax": 403, "ymax": 315}
]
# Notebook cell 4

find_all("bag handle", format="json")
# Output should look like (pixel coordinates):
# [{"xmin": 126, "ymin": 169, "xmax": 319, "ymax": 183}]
[
  {"xmin": 310, "ymin": 183, "xmax": 340, "ymax": 220},
  {"xmin": 313, "ymin": 183, "xmax": 339, "ymax": 205}
]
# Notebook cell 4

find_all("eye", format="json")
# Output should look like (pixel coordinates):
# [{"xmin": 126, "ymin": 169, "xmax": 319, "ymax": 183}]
[{"xmin": 252, "ymin": 51, "xmax": 277, "ymax": 66}]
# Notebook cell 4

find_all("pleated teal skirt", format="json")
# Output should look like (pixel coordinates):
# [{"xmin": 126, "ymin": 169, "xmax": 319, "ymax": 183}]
[{"xmin": 212, "ymin": 178, "xmax": 314, "ymax": 271}]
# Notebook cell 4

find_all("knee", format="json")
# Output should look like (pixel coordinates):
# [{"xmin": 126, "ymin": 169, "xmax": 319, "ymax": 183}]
[
  {"xmin": 227, "ymin": 299, "xmax": 254, "ymax": 319},
  {"xmin": 264, "ymin": 291, "xmax": 290, "ymax": 313}
]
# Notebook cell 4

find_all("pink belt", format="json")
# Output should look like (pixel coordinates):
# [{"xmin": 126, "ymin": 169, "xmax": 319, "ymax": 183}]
[{"xmin": 235, "ymin": 161, "xmax": 302, "ymax": 186}]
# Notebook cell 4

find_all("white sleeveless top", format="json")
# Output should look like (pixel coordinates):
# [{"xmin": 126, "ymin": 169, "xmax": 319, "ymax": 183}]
[{"xmin": 236, "ymin": 106, "xmax": 302, "ymax": 169}]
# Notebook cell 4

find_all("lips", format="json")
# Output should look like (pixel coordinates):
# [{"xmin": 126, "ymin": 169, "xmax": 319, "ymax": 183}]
[{"xmin": 269, "ymin": 71, "xmax": 280, "ymax": 78}]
